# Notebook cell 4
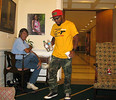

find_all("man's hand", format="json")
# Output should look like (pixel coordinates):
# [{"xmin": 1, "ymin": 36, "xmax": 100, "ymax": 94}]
[
  {"xmin": 29, "ymin": 45, "xmax": 33, "ymax": 49},
  {"xmin": 69, "ymin": 50, "xmax": 75, "ymax": 58},
  {"xmin": 24, "ymin": 45, "xmax": 32, "ymax": 53}
]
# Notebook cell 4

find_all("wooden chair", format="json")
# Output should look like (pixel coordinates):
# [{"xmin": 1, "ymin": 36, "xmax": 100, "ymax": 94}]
[
  {"xmin": 94, "ymin": 42, "xmax": 116, "ymax": 99},
  {"xmin": 4, "ymin": 51, "xmax": 31, "ymax": 89}
]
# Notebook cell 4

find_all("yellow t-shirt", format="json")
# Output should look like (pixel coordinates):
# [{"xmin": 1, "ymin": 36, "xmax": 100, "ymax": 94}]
[{"xmin": 51, "ymin": 20, "xmax": 79, "ymax": 59}]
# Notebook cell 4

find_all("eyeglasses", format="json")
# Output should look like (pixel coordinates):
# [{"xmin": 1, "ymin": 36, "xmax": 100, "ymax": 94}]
[{"xmin": 52, "ymin": 16, "xmax": 61, "ymax": 21}]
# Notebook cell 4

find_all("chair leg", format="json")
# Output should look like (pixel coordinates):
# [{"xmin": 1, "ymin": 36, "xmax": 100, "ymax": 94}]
[
  {"xmin": 21, "ymin": 72, "xmax": 24, "ymax": 89},
  {"xmin": 4, "ymin": 73, "xmax": 7, "ymax": 87},
  {"xmin": 46, "ymin": 69, "xmax": 48, "ymax": 84}
]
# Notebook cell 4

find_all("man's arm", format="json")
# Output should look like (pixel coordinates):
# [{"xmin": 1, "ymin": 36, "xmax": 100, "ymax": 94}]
[
  {"xmin": 25, "ymin": 47, "xmax": 42, "ymax": 67},
  {"xmin": 51, "ymin": 37, "xmax": 55, "ymax": 46},
  {"xmin": 24, "ymin": 44, "xmax": 40, "ymax": 61},
  {"xmin": 31, "ymin": 51, "xmax": 41, "ymax": 60},
  {"xmin": 69, "ymin": 34, "xmax": 78, "ymax": 58},
  {"xmin": 24, "ymin": 45, "xmax": 32, "ymax": 53},
  {"xmin": 72, "ymin": 34, "xmax": 78, "ymax": 51},
  {"xmin": 31, "ymin": 51, "xmax": 42, "ymax": 67}
]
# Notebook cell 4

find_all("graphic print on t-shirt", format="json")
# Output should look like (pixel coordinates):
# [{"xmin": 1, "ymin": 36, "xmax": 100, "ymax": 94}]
[{"xmin": 54, "ymin": 28, "xmax": 66, "ymax": 37}]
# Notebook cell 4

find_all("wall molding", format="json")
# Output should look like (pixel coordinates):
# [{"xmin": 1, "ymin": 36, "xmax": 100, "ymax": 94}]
[{"xmin": 0, "ymin": 48, "xmax": 11, "ymax": 52}]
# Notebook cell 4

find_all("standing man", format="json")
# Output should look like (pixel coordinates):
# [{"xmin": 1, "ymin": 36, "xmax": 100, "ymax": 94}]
[{"xmin": 44, "ymin": 9, "xmax": 79, "ymax": 100}]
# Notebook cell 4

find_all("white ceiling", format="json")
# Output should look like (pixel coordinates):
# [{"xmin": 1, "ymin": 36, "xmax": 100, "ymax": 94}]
[{"xmin": 63, "ymin": 0, "xmax": 116, "ymax": 33}]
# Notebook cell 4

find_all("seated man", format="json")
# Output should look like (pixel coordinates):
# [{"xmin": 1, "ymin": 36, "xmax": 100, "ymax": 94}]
[{"xmin": 12, "ymin": 28, "xmax": 41, "ymax": 90}]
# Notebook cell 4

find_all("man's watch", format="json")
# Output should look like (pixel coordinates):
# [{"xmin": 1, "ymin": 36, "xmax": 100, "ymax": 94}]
[{"xmin": 72, "ymin": 48, "xmax": 76, "ymax": 51}]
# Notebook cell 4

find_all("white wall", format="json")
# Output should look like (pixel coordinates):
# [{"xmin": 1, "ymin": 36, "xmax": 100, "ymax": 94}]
[
  {"xmin": 0, "ymin": 0, "xmax": 18, "ymax": 86},
  {"xmin": 0, "ymin": 0, "xmax": 18, "ymax": 50},
  {"xmin": 17, "ymin": 0, "xmax": 57, "ymax": 50},
  {"xmin": 0, "ymin": 0, "xmax": 58, "ymax": 86}
]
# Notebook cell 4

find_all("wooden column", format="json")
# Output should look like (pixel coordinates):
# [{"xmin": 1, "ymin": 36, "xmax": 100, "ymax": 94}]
[{"xmin": 96, "ymin": 10, "xmax": 113, "ymax": 43}]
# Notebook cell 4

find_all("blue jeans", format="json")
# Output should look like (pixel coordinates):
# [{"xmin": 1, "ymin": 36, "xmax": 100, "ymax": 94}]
[{"xmin": 15, "ymin": 53, "xmax": 41, "ymax": 84}]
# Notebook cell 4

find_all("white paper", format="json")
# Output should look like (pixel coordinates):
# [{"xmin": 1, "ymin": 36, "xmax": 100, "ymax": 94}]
[{"xmin": 65, "ymin": 51, "xmax": 70, "ymax": 59}]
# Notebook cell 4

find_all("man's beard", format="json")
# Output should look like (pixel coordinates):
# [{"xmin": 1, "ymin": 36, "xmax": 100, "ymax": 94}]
[
  {"xmin": 57, "ymin": 20, "xmax": 63, "ymax": 26},
  {"xmin": 57, "ymin": 23, "xmax": 61, "ymax": 26}
]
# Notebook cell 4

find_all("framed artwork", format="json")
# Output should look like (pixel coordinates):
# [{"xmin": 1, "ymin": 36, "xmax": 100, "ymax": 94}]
[
  {"xmin": 28, "ymin": 14, "xmax": 45, "ymax": 35},
  {"xmin": 0, "ymin": 0, "xmax": 16, "ymax": 34}
]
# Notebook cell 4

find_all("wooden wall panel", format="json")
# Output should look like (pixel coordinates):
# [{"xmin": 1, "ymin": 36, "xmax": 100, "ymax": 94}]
[
  {"xmin": 96, "ymin": 10, "xmax": 113, "ymax": 43},
  {"xmin": 90, "ymin": 26, "xmax": 96, "ymax": 56},
  {"xmin": 113, "ymin": 9, "xmax": 116, "ymax": 44}
]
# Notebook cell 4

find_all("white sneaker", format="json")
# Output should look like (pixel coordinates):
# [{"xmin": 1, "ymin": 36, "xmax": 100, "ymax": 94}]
[
  {"xmin": 44, "ymin": 92, "xmax": 58, "ymax": 99},
  {"xmin": 64, "ymin": 93, "xmax": 71, "ymax": 100},
  {"xmin": 27, "ymin": 83, "xmax": 38, "ymax": 90}
]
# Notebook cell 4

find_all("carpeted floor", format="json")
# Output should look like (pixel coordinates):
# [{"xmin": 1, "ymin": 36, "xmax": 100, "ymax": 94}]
[
  {"xmin": 15, "ymin": 83, "xmax": 94, "ymax": 100},
  {"xmin": 15, "ymin": 83, "xmax": 116, "ymax": 100}
]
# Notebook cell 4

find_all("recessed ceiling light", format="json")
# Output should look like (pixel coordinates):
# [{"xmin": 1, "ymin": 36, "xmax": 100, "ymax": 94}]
[
  {"xmin": 81, "ymin": 29, "xmax": 86, "ymax": 30},
  {"xmin": 90, "ymin": 20, "xmax": 93, "ymax": 23},
  {"xmin": 94, "ymin": 16, "xmax": 96, "ymax": 18},
  {"xmin": 115, "ymin": 5, "xmax": 116, "ymax": 8},
  {"xmin": 79, "ymin": 30, "xmax": 85, "ymax": 32}
]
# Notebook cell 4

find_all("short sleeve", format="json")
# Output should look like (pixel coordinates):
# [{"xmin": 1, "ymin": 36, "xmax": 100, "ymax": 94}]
[{"xmin": 69, "ymin": 22, "xmax": 79, "ymax": 37}]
